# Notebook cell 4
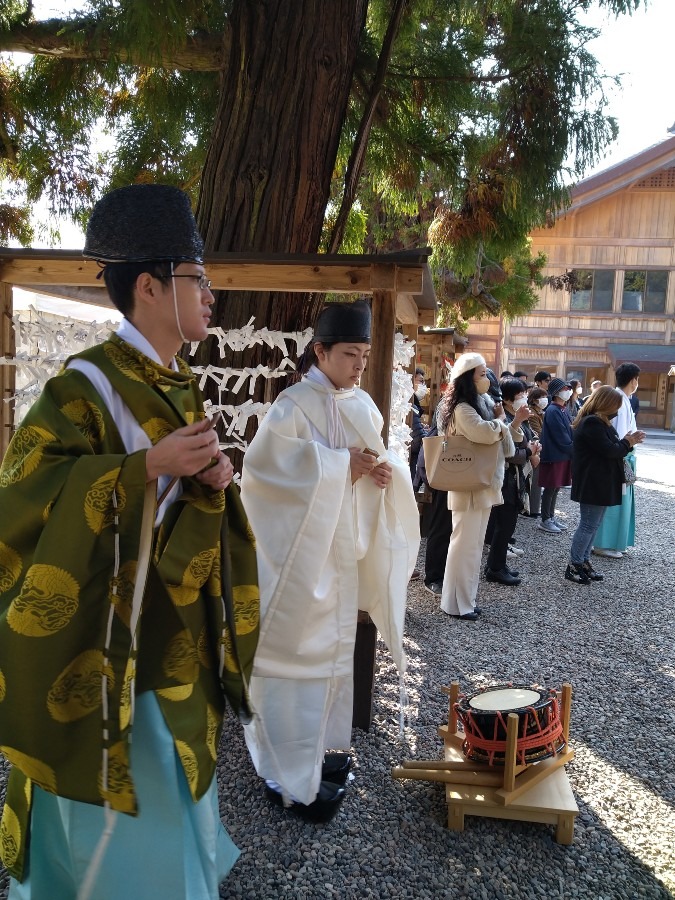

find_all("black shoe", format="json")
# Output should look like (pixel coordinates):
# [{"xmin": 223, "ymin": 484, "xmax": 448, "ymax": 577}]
[
  {"xmin": 486, "ymin": 566, "xmax": 519, "ymax": 578},
  {"xmin": 424, "ymin": 581, "xmax": 442, "ymax": 596},
  {"xmin": 322, "ymin": 752, "xmax": 352, "ymax": 785},
  {"xmin": 265, "ymin": 780, "xmax": 346, "ymax": 824},
  {"xmin": 449, "ymin": 609, "xmax": 480, "ymax": 621},
  {"xmin": 564, "ymin": 563, "xmax": 591, "ymax": 585},
  {"xmin": 485, "ymin": 567, "xmax": 521, "ymax": 586},
  {"xmin": 582, "ymin": 561, "xmax": 604, "ymax": 582}
]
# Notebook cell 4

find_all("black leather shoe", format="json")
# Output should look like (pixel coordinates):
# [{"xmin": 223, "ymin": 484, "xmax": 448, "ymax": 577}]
[
  {"xmin": 322, "ymin": 752, "xmax": 352, "ymax": 785},
  {"xmin": 450, "ymin": 610, "xmax": 480, "ymax": 621},
  {"xmin": 582, "ymin": 561, "xmax": 604, "ymax": 582},
  {"xmin": 485, "ymin": 567, "xmax": 521, "ymax": 586},
  {"xmin": 265, "ymin": 780, "xmax": 346, "ymax": 824}
]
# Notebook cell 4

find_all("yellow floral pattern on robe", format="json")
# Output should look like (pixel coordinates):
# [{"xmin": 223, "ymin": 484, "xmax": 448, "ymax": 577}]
[{"xmin": 7, "ymin": 564, "xmax": 80, "ymax": 637}]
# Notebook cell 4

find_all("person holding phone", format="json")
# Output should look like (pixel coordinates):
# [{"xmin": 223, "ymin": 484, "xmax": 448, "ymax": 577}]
[{"xmin": 484, "ymin": 379, "xmax": 538, "ymax": 585}]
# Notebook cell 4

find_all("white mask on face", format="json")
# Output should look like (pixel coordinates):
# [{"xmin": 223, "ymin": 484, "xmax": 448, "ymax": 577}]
[
  {"xmin": 537, "ymin": 397, "xmax": 549, "ymax": 410},
  {"xmin": 576, "ymin": 386, "xmax": 582, "ymax": 394},
  {"xmin": 558, "ymin": 389, "xmax": 573, "ymax": 402},
  {"xmin": 415, "ymin": 384, "xmax": 428, "ymax": 400},
  {"xmin": 512, "ymin": 396, "xmax": 528, "ymax": 411}
]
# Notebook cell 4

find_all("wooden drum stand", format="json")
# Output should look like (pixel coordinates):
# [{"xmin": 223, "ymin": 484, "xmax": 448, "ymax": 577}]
[{"xmin": 392, "ymin": 681, "xmax": 578, "ymax": 844}]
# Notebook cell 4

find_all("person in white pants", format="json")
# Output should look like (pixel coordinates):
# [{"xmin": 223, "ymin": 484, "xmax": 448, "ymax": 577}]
[{"xmin": 436, "ymin": 353, "xmax": 523, "ymax": 621}]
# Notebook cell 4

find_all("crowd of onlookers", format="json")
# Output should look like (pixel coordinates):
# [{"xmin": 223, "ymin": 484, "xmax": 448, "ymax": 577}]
[{"xmin": 413, "ymin": 360, "xmax": 645, "ymax": 618}]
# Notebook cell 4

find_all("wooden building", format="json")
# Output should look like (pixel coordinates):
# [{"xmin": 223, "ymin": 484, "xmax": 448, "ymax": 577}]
[{"xmin": 496, "ymin": 136, "xmax": 675, "ymax": 428}]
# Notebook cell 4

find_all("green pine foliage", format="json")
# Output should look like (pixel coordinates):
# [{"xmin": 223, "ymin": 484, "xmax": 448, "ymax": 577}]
[{"xmin": 0, "ymin": 0, "xmax": 645, "ymax": 326}]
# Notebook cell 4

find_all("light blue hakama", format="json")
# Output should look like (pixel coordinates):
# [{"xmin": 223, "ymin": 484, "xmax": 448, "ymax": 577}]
[
  {"xmin": 9, "ymin": 692, "xmax": 239, "ymax": 900},
  {"xmin": 593, "ymin": 452, "xmax": 636, "ymax": 552}
]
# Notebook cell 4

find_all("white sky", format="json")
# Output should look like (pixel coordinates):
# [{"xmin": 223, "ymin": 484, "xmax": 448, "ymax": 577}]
[{"xmin": 579, "ymin": 0, "xmax": 674, "ymax": 178}]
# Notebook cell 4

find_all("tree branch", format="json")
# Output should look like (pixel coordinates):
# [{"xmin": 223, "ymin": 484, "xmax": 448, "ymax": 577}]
[
  {"xmin": 386, "ymin": 65, "xmax": 532, "ymax": 85},
  {"xmin": 0, "ymin": 19, "xmax": 228, "ymax": 71},
  {"xmin": 326, "ymin": 0, "xmax": 409, "ymax": 254}
]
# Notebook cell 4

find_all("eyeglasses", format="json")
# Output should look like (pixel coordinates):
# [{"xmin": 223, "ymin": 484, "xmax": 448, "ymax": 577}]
[{"xmin": 168, "ymin": 273, "xmax": 212, "ymax": 290}]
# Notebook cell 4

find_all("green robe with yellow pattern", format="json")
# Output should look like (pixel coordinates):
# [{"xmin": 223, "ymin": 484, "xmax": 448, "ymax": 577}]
[{"xmin": 0, "ymin": 334, "xmax": 259, "ymax": 880}]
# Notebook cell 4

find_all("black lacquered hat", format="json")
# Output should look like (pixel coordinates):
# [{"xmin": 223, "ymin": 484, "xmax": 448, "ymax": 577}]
[
  {"xmin": 313, "ymin": 300, "xmax": 372, "ymax": 343},
  {"xmin": 83, "ymin": 184, "xmax": 204, "ymax": 263}
]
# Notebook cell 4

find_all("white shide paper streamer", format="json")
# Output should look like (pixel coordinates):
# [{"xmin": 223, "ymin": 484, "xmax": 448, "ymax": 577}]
[{"xmin": 3, "ymin": 311, "xmax": 416, "ymax": 460}]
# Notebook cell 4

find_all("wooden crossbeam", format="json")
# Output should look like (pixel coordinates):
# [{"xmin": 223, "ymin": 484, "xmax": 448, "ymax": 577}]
[{"xmin": 0, "ymin": 258, "xmax": 424, "ymax": 296}]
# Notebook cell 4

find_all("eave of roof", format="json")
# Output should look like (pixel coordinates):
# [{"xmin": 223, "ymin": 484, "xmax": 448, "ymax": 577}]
[{"xmin": 565, "ymin": 135, "xmax": 675, "ymax": 215}]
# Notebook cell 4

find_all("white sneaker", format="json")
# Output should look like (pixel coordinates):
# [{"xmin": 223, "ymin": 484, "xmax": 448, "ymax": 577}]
[
  {"xmin": 538, "ymin": 518, "xmax": 562, "ymax": 534},
  {"xmin": 551, "ymin": 517, "xmax": 568, "ymax": 531},
  {"xmin": 507, "ymin": 544, "xmax": 525, "ymax": 557},
  {"xmin": 592, "ymin": 548, "xmax": 623, "ymax": 558}
]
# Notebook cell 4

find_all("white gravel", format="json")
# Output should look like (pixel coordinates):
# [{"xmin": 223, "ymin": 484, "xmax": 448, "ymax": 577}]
[{"xmin": 1, "ymin": 436, "xmax": 673, "ymax": 899}]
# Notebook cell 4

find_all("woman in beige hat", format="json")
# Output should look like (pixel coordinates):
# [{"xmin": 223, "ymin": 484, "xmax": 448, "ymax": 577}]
[{"xmin": 436, "ymin": 354, "xmax": 526, "ymax": 620}]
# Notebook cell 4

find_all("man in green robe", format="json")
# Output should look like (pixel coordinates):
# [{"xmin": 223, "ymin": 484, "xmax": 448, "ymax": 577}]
[{"xmin": 0, "ymin": 185, "xmax": 258, "ymax": 899}]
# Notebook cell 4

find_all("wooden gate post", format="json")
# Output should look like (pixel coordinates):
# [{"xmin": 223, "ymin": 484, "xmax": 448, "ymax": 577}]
[
  {"xmin": 1, "ymin": 283, "xmax": 15, "ymax": 460},
  {"xmin": 352, "ymin": 283, "xmax": 396, "ymax": 730}
]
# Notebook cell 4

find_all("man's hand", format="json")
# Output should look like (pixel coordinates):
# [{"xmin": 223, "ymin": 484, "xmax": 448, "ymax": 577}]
[
  {"xmin": 196, "ymin": 450, "xmax": 234, "ymax": 490},
  {"xmin": 146, "ymin": 419, "xmax": 220, "ymax": 481},
  {"xmin": 368, "ymin": 461, "xmax": 393, "ymax": 489}
]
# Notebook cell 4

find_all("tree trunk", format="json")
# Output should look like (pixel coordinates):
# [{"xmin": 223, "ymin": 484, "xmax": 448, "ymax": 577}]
[{"xmin": 192, "ymin": 0, "xmax": 368, "ymax": 467}]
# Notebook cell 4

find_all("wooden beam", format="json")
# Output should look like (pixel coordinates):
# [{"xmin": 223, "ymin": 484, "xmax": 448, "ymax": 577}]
[
  {"xmin": 353, "ymin": 288, "xmax": 396, "ymax": 732},
  {"xmin": 1, "ymin": 283, "xmax": 15, "ymax": 458},
  {"xmin": 396, "ymin": 293, "xmax": 419, "ymax": 325},
  {"xmin": 0, "ymin": 257, "xmax": 426, "ymax": 297}
]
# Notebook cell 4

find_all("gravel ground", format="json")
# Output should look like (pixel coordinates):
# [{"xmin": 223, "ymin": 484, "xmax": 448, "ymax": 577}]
[{"xmin": 1, "ymin": 438, "xmax": 673, "ymax": 899}]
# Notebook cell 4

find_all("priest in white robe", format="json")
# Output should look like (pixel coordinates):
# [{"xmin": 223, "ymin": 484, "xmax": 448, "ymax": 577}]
[{"xmin": 240, "ymin": 300, "xmax": 420, "ymax": 819}]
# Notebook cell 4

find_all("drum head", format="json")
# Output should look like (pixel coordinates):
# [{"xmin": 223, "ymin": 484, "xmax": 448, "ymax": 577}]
[{"xmin": 468, "ymin": 687, "xmax": 541, "ymax": 711}]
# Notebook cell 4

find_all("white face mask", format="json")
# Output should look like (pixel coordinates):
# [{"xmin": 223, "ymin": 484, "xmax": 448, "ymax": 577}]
[
  {"xmin": 414, "ymin": 384, "xmax": 428, "ymax": 400},
  {"xmin": 512, "ymin": 396, "xmax": 528, "ymax": 411},
  {"xmin": 558, "ymin": 389, "xmax": 573, "ymax": 402},
  {"xmin": 576, "ymin": 386, "xmax": 582, "ymax": 394},
  {"xmin": 537, "ymin": 397, "xmax": 549, "ymax": 410}
]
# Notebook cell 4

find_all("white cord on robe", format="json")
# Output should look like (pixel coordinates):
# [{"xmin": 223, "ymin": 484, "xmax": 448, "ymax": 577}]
[{"xmin": 171, "ymin": 261, "xmax": 188, "ymax": 344}]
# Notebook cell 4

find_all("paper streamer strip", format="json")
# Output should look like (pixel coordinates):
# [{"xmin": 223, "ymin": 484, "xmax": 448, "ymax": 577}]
[{"xmin": 5, "ymin": 310, "xmax": 417, "ymax": 461}]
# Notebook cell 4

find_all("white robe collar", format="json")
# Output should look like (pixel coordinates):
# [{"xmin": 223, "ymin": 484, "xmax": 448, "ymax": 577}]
[{"xmin": 303, "ymin": 366, "xmax": 353, "ymax": 448}]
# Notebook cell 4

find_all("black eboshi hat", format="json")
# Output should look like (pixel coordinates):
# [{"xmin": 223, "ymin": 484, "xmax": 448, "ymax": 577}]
[
  {"xmin": 83, "ymin": 184, "xmax": 204, "ymax": 264},
  {"xmin": 313, "ymin": 300, "xmax": 372, "ymax": 343}
]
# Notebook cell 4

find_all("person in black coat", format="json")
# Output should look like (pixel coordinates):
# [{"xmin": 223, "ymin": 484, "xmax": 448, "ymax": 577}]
[{"xmin": 566, "ymin": 386, "xmax": 645, "ymax": 584}]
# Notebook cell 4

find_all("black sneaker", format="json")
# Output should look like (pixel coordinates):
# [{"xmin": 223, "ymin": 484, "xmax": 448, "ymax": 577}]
[
  {"xmin": 564, "ymin": 563, "xmax": 591, "ymax": 585},
  {"xmin": 582, "ymin": 561, "xmax": 604, "ymax": 582},
  {"xmin": 424, "ymin": 581, "xmax": 442, "ymax": 596}
]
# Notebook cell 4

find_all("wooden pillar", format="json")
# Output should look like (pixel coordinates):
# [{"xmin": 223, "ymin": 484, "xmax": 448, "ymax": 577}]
[
  {"xmin": 1, "ymin": 282, "xmax": 15, "ymax": 460},
  {"xmin": 352, "ymin": 285, "xmax": 396, "ymax": 731}
]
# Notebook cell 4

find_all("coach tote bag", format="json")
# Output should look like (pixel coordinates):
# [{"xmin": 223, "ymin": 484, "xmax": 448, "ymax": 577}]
[{"xmin": 422, "ymin": 431, "xmax": 500, "ymax": 492}]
